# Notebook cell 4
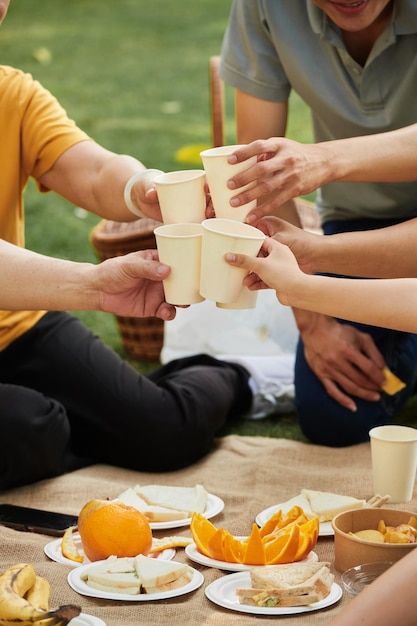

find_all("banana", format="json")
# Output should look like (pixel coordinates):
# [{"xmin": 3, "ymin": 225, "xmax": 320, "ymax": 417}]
[
  {"xmin": 0, "ymin": 563, "xmax": 80, "ymax": 626},
  {"xmin": 24, "ymin": 576, "xmax": 50, "ymax": 612}
]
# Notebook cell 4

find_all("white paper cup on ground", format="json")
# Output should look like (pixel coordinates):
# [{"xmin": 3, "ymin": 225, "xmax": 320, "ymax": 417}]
[
  {"xmin": 154, "ymin": 223, "xmax": 204, "ymax": 305},
  {"xmin": 154, "ymin": 170, "xmax": 206, "ymax": 224},
  {"xmin": 200, "ymin": 145, "xmax": 256, "ymax": 221},
  {"xmin": 200, "ymin": 218, "xmax": 265, "ymax": 304},
  {"xmin": 369, "ymin": 425, "xmax": 417, "ymax": 503}
]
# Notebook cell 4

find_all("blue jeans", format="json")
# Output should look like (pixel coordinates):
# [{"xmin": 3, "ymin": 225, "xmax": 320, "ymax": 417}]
[{"xmin": 295, "ymin": 217, "xmax": 417, "ymax": 447}]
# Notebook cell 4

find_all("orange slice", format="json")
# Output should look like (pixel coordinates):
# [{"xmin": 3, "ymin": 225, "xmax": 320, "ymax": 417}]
[
  {"xmin": 243, "ymin": 523, "xmax": 266, "ymax": 565},
  {"xmin": 190, "ymin": 512, "xmax": 218, "ymax": 558},
  {"xmin": 61, "ymin": 526, "xmax": 84, "ymax": 563}
]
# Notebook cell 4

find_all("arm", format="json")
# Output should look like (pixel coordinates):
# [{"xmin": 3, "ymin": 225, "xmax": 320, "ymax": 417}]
[
  {"xmin": 1, "ymin": 239, "xmax": 175, "ymax": 320},
  {"xmin": 326, "ymin": 548, "xmax": 417, "ymax": 626},
  {"xmin": 227, "ymin": 124, "xmax": 417, "ymax": 216},
  {"xmin": 39, "ymin": 141, "xmax": 163, "ymax": 222},
  {"xmin": 226, "ymin": 237, "xmax": 417, "ymax": 334},
  {"xmin": 234, "ymin": 94, "xmax": 386, "ymax": 411},
  {"xmin": 261, "ymin": 216, "xmax": 417, "ymax": 279}
]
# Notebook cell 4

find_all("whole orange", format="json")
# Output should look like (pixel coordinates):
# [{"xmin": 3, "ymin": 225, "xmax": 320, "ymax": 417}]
[{"xmin": 78, "ymin": 499, "xmax": 152, "ymax": 562}]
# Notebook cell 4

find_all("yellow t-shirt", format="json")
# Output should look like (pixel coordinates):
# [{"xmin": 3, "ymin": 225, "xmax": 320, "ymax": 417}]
[{"xmin": 0, "ymin": 65, "xmax": 91, "ymax": 350}]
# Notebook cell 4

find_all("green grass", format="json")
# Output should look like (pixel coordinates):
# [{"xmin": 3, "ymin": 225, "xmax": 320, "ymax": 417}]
[{"xmin": 2, "ymin": 0, "xmax": 416, "ymax": 438}]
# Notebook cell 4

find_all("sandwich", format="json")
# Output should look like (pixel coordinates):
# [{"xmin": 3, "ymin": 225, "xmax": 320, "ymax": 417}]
[
  {"xmin": 300, "ymin": 489, "xmax": 366, "ymax": 522},
  {"xmin": 81, "ymin": 556, "xmax": 141, "ymax": 595},
  {"xmin": 133, "ymin": 483, "xmax": 208, "ymax": 516},
  {"xmin": 116, "ymin": 487, "xmax": 189, "ymax": 522},
  {"xmin": 134, "ymin": 554, "xmax": 193, "ymax": 593},
  {"xmin": 236, "ymin": 561, "xmax": 334, "ymax": 608},
  {"xmin": 81, "ymin": 554, "xmax": 192, "ymax": 595}
]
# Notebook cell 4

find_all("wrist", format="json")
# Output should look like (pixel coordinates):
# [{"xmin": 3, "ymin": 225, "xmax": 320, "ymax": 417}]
[{"xmin": 124, "ymin": 169, "xmax": 163, "ymax": 218}]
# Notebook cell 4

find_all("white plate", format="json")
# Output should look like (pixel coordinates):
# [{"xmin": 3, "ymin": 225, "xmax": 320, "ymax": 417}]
[
  {"xmin": 205, "ymin": 572, "xmax": 342, "ymax": 615},
  {"xmin": 149, "ymin": 493, "xmax": 224, "ymax": 530},
  {"xmin": 255, "ymin": 504, "xmax": 333, "ymax": 537},
  {"xmin": 70, "ymin": 614, "xmax": 106, "ymax": 626},
  {"xmin": 185, "ymin": 540, "xmax": 318, "ymax": 572},
  {"xmin": 44, "ymin": 533, "xmax": 175, "ymax": 568},
  {"xmin": 67, "ymin": 560, "xmax": 204, "ymax": 601}
]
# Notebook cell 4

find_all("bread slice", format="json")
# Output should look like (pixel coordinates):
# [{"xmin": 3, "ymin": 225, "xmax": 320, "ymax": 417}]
[
  {"xmin": 134, "ymin": 484, "xmax": 208, "ymax": 515},
  {"xmin": 250, "ymin": 561, "xmax": 329, "ymax": 590},
  {"xmin": 82, "ymin": 556, "xmax": 141, "ymax": 594},
  {"xmin": 134, "ymin": 554, "xmax": 190, "ymax": 591},
  {"xmin": 236, "ymin": 562, "xmax": 334, "ymax": 608},
  {"xmin": 144, "ymin": 570, "xmax": 194, "ymax": 594},
  {"xmin": 301, "ymin": 489, "xmax": 366, "ymax": 522},
  {"xmin": 116, "ymin": 487, "xmax": 189, "ymax": 522},
  {"xmin": 277, "ymin": 493, "xmax": 314, "ymax": 517}
]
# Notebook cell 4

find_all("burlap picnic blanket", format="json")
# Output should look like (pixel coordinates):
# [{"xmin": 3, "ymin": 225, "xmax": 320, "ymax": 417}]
[{"xmin": 1, "ymin": 434, "xmax": 415, "ymax": 626}]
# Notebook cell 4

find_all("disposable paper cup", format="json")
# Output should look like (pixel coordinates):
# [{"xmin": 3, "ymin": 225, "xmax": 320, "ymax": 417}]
[
  {"xmin": 154, "ymin": 223, "xmax": 204, "ymax": 305},
  {"xmin": 200, "ymin": 218, "xmax": 265, "ymax": 304},
  {"xmin": 216, "ymin": 286, "xmax": 258, "ymax": 310},
  {"xmin": 200, "ymin": 145, "xmax": 257, "ymax": 221},
  {"xmin": 154, "ymin": 170, "xmax": 206, "ymax": 224},
  {"xmin": 369, "ymin": 425, "xmax": 417, "ymax": 503}
]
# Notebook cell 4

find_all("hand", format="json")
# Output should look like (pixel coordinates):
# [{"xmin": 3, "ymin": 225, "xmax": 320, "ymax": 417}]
[
  {"xmin": 94, "ymin": 249, "xmax": 176, "ymax": 320},
  {"xmin": 299, "ymin": 315, "xmax": 386, "ymax": 411},
  {"xmin": 226, "ymin": 138, "xmax": 329, "ymax": 221}
]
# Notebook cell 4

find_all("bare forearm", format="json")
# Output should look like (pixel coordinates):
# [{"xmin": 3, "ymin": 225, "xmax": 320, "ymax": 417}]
[
  {"xmin": 2, "ymin": 240, "xmax": 97, "ymax": 311},
  {"xmin": 312, "ymin": 219, "xmax": 417, "ymax": 278},
  {"xmin": 322, "ymin": 124, "xmax": 417, "ymax": 184},
  {"xmin": 283, "ymin": 273, "xmax": 417, "ymax": 333}
]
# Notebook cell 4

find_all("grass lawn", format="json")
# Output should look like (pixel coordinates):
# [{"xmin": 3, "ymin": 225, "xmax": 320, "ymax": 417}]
[{"xmin": 2, "ymin": 0, "xmax": 416, "ymax": 438}]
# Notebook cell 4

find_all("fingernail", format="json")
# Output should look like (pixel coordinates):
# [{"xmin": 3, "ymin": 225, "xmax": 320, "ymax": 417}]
[
  {"xmin": 246, "ymin": 214, "xmax": 256, "ymax": 223},
  {"xmin": 349, "ymin": 404, "xmax": 357, "ymax": 413},
  {"xmin": 225, "ymin": 253, "xmax": 236, "ymax": 262},
  {"xmin": 230, "ymin": 197, "xmax": 240, "ymax": 207},
  {"xmin": 227, "ymin": 179, "xmax": 236, "ymax": 189},
  {"xmin": 228, "ymin": 155, "xmax": 238, "ymax": 164}
]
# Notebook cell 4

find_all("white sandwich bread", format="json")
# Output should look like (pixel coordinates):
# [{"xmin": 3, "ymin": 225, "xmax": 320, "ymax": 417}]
[
  {"xmin": 116, "ymin": 487, "xmax": 189, "ymax": 522},
  {"xmin": 236, "ymin": 561, "xmax": 334, "ymax": 608},
  {"xmin": 300, "ymin": 489, "xmax": 366, "ymax": 522},
  {"xmin": 82, "ymin": 554, "xmax": 192, "ymax": 595},
  {"xmin": 133, "ymin": 483, "xmax": 208, "ymax": 515}
]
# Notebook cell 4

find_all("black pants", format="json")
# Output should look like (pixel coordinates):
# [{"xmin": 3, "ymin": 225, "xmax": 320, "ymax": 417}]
[{"xmin": 0, "ymin": 312, "xmax": 252, "ymax": 490}]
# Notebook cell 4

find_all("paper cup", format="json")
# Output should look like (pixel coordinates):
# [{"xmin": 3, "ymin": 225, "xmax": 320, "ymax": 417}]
[
  {"xmin": 154, "ymin": 170, "xmax": 206, "ymax": 224},
  {"xmin": 216, "ymin": 286, "xmax": 258, "ymax": 310},
  {"xmin": 154, "ymin": 223, "xmax": 204, "ymax": 305},
  {"xmin": 369, "ymin": 425, "xmax": 417, "ymax": 503},
  {"xmin": 200, "ymin": 145, "xmax": 257, "ymax": 221},
  {"xmin": 200, "ymin": 218, "xmax": 265, "ymax": 304}
]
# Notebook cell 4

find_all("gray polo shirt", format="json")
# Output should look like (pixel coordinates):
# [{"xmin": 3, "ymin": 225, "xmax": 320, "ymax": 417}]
[{"xmin": 220, "ymin": 0, "xmax": 417, "ymax": 224}]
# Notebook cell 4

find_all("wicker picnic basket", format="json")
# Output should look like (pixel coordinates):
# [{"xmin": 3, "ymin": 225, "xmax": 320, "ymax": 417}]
[{"xmin": 90, "ymin": 217, "xmax": 164, "ymax": 362}]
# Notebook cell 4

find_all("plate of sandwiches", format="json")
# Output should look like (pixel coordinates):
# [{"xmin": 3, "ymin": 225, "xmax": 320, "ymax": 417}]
[
  {"xmin": 205, "ymin": 560, "xmax": 342, "ymax": 615},
  {"xmin": 44, "ymin": 533, "xmax": 177, "ymax": 568},
  {"xmin": 256, "ymin": 489, "xmax": 371, "ymax": 537},
  {"xmin": 115, "ymin": 483, "xmax": 224, "ymax": 530},
  {"xmin": 185, "ymin": 538, "xmax": 318, "ymax": 572},
  {"xmin": 67, "ymin": 554, "xmax": 204, "ymax": 601}
]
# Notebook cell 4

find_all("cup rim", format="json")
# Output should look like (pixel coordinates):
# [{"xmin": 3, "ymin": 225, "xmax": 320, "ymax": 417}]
[
  {"xmin": 154, "ymin": 169, "xmax": 205, "ymax": 184},
  {"xmin": 201, "ymin": 218, "xmax": 265, "ymax": 240},
  {"xmin": 369, "ymin": 424, "xmax": 417, "ymax": 442},
  {"xmin": 200, "ymin": 145, "xmax": 245, "ymax": 157}
]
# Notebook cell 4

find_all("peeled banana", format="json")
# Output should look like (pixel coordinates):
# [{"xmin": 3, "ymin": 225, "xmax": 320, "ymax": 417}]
[{"xmin": 0, "ymin": 563, "xmax": 81, "ymax": 626}]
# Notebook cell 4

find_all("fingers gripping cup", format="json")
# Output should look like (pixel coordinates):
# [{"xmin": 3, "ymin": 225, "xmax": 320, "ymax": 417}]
[
  {"xmin": 154, "ymin": 223, "xmax": 204, "ymax": 305},
  {"xmin": 154, "ymin": 170, "xmax": 206, "ymax": 224},
  {"xmin": 200, "ymin": 218, "xmax": 265, "ymax": 304},
  {"xmin": 200, "ymin": 145, "xmax": 257, "ymax": 221},
  {"xmin": 369, "ymin": 425, "xmax": 417, "ymax": 503}
]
